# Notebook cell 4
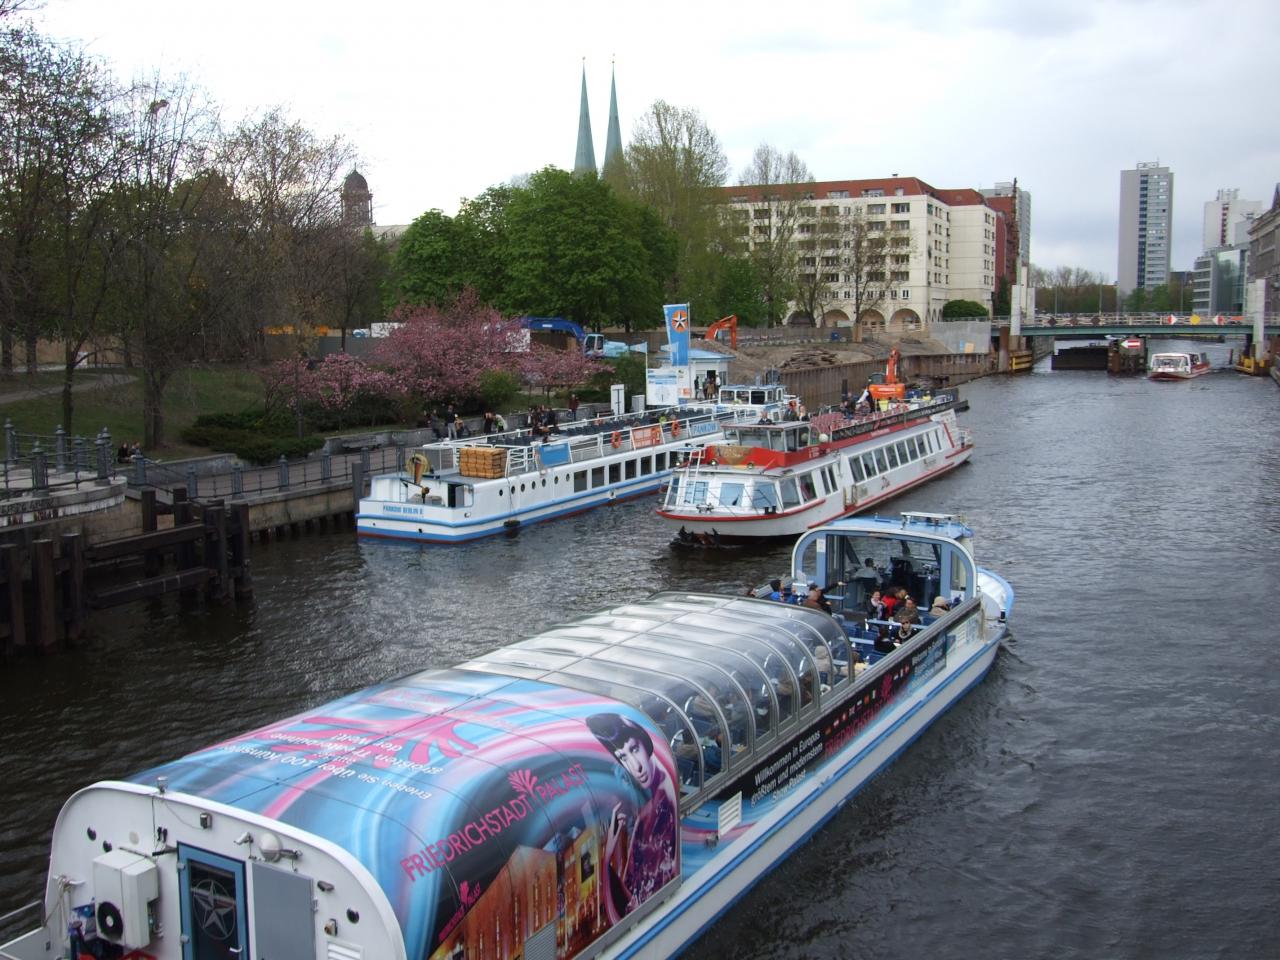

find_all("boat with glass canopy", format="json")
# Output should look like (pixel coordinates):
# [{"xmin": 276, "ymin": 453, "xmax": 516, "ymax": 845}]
[{"xmin": 1, "ymin": 514, "xmax": 1010, "ymax": 960}]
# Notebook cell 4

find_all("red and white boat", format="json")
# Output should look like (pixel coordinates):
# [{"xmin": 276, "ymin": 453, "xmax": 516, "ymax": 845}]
[
  {"xmin": 657, "ymin": 391, "xmax": 972, "ymax": 540},
  {"xmin": 1148, "ymin": 351, "xmax": 1211, "ymax": 380}
]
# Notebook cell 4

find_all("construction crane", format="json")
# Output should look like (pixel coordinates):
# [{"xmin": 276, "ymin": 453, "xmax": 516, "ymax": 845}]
[{"xmin": 703, "ymin": 315, "xmax": 738, "ymax": 349}]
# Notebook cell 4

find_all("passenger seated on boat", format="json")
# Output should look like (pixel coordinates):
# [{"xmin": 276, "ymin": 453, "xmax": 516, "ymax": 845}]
[
  {"xmin": 895, "ymin": 597, "xmax": 921, "ymax": 625},
  {"xmin": 802, "ymin": 583, "xmax": 832, "ymax": 615},
  {"xmin": 779, "ymin": 583, "xmax": 795, "ymax": 604},
  {"xmin": 854, "ymin": 558, "xmax": 880, "ymax": 584},
  {"xmin": 866, "ymin": 589, "xmax": 886, "ymax": 620},
  {"xmin": 895, "ymin": 620, "xmax": 918, "ymax": 643},
  {"xmin": 873, "ymin": 625, "xmax": 897, "ymax": 654},
  {"xmin": 767, "ymin": 578, "xmax": 783, "ymax": 602},
  {"xmin": 929, "ymin": 596, "xmax": 950, "ymax": 617}
]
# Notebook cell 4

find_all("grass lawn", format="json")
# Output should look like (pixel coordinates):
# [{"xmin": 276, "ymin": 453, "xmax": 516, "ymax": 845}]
[{"xmin": 0, "ymin": 365, "xmax": 269, "ymax": 459}]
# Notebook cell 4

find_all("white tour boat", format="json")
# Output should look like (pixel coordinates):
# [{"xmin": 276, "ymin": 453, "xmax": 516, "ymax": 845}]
[
  {"xmin": 1147, "ymin": 351, "xmax": 1210, "ymax": 381},
  {"xmin": 657, "ymin": 391, "xmax": 972, "ymax": 541},
  {"xmin": 0, "ymin": 513, "xmax": 1011, "ymax": 960},
  {"xmin": 357, "ymin": 387, "xmax": 791, "ymax": 544}
]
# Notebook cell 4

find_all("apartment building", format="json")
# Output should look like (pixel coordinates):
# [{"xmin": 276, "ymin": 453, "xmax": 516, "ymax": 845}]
[
  {"xmin": 1118, "ymin": 161, "xmax": 1174, "ymax": 295},
  {"xmin": 723, "ymin": 176, "xmax": 1010, "ymax": 330}
]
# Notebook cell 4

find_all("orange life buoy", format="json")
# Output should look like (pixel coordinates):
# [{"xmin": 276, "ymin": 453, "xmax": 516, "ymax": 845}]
[
  {"xmin": 611, "ymin": 431, "xmax": 622, "ymax": 449},
  {"xmin": 670, "ymin": 420, "xmax": 682, "ymax": 438}
]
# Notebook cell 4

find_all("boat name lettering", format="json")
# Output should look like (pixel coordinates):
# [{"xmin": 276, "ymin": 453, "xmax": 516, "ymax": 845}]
[
  {"xmin": 385, "ymin": 504, "xmax": 424, "ymax": 515},
  {"xmin": 400, "ymin": 762, "xmax": 587, "ymax": 881}
]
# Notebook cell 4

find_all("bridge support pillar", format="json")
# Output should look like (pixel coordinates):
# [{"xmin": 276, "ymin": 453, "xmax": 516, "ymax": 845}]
[
  {"xmin": 997, "ymin": 327, "xmax": 1011, "ymax": 372},
  {"xmin": 1249, "ymin": 278, "xmax": 1266, "ymax": 361}
]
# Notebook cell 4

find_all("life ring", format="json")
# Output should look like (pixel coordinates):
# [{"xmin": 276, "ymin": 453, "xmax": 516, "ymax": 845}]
[
  {"xmin": 670, "ymin": 420, "xmax": 682, "ymax": 439},
  {"xmin": 611, "ymin": 431, "xmax": 622, "ymax": 449}
]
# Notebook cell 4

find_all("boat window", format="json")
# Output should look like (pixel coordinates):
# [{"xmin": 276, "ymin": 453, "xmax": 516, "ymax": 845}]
[
  {"xmin": 896, "ymin": 441, "xmax": 910, "ymax": 463},
  {"xmin": 666, "ymin": 475, "xmax": 680, "ymax": 506},
  {"xmin": 641, "ymin": 456, "xmax": 653, "ymax": 475},
  {"xmin": 516, "ymin": 635, "xmax": 607, "ymax": 657},
  {"xmin": 875, "ymin": 448, "xmax": 890, "ymax": 473},
  {"xmin": 626, "ymin": 635, "xmax": 769, "ymax": 751},
  {"xmin": 750, "ymin": 481, "xmax": 780, "ymax": 510},
  {"xmin": 861, "ymin": 453, "xmax": 878, "ymax": 477},
  {"xmin": 625, "ymin": 459, "xmax": 637, "ymax": 480},
  {"xmin": 599, "ymin": 646, "xmax": 741, "ymax": 775},
  {"xmin": 751, "ymin": 389, "xmax": 767, "ymax": 404},
  {"xmin": 681, "ymin": 481, "xmax": 708, "ymax": 506},
  {"xmin": 826, "ymin": 467, "xmax": 838, "ymax": 490},
  {"xmin": 718, "ymin": 481, "xmax": 745, "ymax": 507},
  {"xmin": 798, "ymin": 473, "xmax": 818, "ymax": 501},
  {"xmin": 656, "ymin": 452, "xmax": 667, "ymax": 471},
  {"xmin": 950, "ymin": 551, "xmax": 970, "ymax": 596},
  {"xmin": 609, "ymin": 463, "xmax": 621, "ymax": 484},
  {"xmin": 648, "ymin": 622, "xmax": 793, "ymax": 732},
  {"xmin": 555, "ymin": 660, "xmax": 708, "ymax": 790},
  {"xmin": 886, "ymin": 444, "xmax": 900, "ymax": 468},
  {"xmin": 909, "ymin": 436, "xmax": 922, "ymax": 459},
  {"xmin": 575, "ymin": 471, "xmax": 588, "ymax": 492},
  {"xmin": 771, "ymin": 432, "xmax": 787, "ymax": 452},
  {"xmin": 849, "ymin": 456, "xmax": 865, "ymax": 482},
  {"xmin": 592, "ymin": 466, "xmax": 605, "ymax": 487},
  {"xmin": 779, "ymin": 478, "xmax": 800, "ymax": 508}
]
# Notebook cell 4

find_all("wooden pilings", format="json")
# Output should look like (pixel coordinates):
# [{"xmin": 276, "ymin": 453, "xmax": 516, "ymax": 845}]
[{"xmin": 0, "ymin": 496, "xmax": 256, "ymax": 656}]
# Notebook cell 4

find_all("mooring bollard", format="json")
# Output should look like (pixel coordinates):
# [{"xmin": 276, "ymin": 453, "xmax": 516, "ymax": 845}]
[
  {"xmin": 55, "ymin": 425, "xmax": 67, "ymax": 473},
  {"xmin": 95, "ymin": 428, "xmax": 111, "ymax": 481},
  {"xmin": 132, "ymin": 453, "xmax": 146, "ymax": 486},
  {"xmin": 278, "ymin": 455, "xmax": 289, "ymax": 489},
  {"xmin": 32, "ymin": 443, "xmax": 48, "ymax": 490}
]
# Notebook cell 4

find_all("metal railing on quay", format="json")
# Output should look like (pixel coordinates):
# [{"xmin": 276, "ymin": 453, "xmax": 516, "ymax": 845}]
[{"xmin": 2, "ymin": 420, "xmax": 120, "ymax": 498}]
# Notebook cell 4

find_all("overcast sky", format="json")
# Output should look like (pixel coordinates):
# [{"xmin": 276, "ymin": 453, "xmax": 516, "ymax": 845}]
[{"xmin": 32, "ymin": 0, "xmax": 1280, "ymax": 280}]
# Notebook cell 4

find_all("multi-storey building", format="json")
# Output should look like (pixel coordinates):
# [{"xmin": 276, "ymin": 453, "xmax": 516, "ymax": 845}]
[
  {"xmin": 1118, "ymin": 161, "xmax": 1174, "ymax": 295},
  {"xmin": 1203, "ymin": 188, "xmax": 1261, "ymax": 251},
  {"xmin": 1248, "ymin": 185, "xmax": 1280, "ymax": 317},
  {"xmin": 723, "ymin": 176, "xmax": 1013, "ymax": 330},
  {"xmin": 979, "ymin": 180, "xmax": 1031, "ymax": 281}
]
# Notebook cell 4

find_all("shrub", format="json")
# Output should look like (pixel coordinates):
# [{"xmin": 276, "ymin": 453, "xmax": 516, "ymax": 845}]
[
  {"xmin": 941, "ymin": 299, "xmax": 990, "ymax": 319},
  {"xmin": 477, "ymin": 369, "xmax": 521, "ymax": 411}
]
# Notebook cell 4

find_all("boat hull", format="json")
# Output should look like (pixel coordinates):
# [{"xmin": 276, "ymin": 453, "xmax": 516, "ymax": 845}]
[{"xmin": 1147, "ymin": 368, "xmax": 1209, "ymax": 381}]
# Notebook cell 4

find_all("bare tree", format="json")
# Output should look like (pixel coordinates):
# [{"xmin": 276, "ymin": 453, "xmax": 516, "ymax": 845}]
[
  {"xmin": 738, "ymin": 144, "xmax": 812, "ymax": 325},
  {"xmin": 220, "ymin": 108, "xmax": 356, "ymax": 360},
  {"xmin": 105, "ymin": 76, "xmax": 222, "ymax": 448}
]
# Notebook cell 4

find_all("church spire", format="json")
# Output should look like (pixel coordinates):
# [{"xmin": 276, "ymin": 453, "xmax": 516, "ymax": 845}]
[
  {"xmin": 603, "ymin": 60, "xmax": 623, "ymax": 172},
  {"xmin": 573, "ymin": 61, "xmax": 597, "ymax": 175}
]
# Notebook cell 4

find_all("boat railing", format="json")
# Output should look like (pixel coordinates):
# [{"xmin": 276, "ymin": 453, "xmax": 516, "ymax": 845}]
[
  {"xmin": 0, "ymin": 900, "xmax": 42, "ymax": 955},
  {"xmin": 454, "ymin": 407, "xmax": 754, "ymax": 479}
]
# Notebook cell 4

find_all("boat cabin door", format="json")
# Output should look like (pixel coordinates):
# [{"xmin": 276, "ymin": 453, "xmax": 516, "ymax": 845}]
[{"xmin": 177, "ymin": 845, "xmax": 249, "ymax": 959}]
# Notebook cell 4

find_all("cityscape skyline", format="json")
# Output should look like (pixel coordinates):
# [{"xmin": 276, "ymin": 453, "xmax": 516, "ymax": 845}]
[{"xmin": 31, "ymin": 0, "xmax": 1280, "ymax": 281}]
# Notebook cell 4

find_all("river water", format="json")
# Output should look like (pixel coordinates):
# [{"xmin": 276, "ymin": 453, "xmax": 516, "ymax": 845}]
[{"xmin": 2, "ymin": 339, "xmax": 1277, "ymax": 959}]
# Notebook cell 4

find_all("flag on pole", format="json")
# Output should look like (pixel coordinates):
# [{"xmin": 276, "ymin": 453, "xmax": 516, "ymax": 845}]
[{"xmin": 664, "ymin": 303, "xmax": 691, "ymax": 367}]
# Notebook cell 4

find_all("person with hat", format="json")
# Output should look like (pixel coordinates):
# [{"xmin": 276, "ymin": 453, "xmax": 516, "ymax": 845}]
[
  {"xmin": 767, "ymin": 578, "xmax": 783, "ymax": 602},
  {"xmin": 929, "ymin": 596, "xmax": 951, "ymax": 617},
  {"xmin": 895, "ymin": 596, "xmax": 921, "ymax": 625},
  {"xmin": 803, "ymin": 583, "xmax": 832, "ymax": 615}
]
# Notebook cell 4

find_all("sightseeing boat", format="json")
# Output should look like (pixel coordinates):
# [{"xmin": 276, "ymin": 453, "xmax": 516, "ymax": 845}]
[
  {"xmin": 357, "ymin": 387, "xmax": 791, "ymax": 544},
  {"xmin": 657, "ymin": 391, "xmax": 972, "ymax": 541},
  {"xmin": 0, "ymin": 513, "xmax": 1011, "ymax": 960},
  {"xmin": 1147, "ymin": 351, "xmax": 1211, "ymax": 381}
]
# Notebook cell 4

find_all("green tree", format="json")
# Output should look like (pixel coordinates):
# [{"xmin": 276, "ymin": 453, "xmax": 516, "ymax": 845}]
[
  {"xmin": 504, "ymin": 167, "xmax": 673, "ymax": 332},
  {"xmin": 941, "ymin": 299, "xmax": 990, "ymax": 318},
  {"xmin": 393, "ymin": 209, "xmax": 473, "ymax": 306},
  {"xmin": 621, "ymin": 100, "xmax": 732, "ymax": 313}
]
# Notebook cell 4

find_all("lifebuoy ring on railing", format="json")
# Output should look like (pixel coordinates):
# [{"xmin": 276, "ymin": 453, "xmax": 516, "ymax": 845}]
[
  {"xmin": 611, "ymin": 431, "xmax": 622, "ymax": 449},
  {"xmin": 670, "ymin": 420, "xmax": 682, "ymax": 439}
]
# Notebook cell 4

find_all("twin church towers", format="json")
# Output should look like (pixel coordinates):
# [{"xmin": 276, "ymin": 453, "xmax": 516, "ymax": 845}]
[{"xmin": 573, "ymin": 63, "xmax": 623, "ymax": 177}]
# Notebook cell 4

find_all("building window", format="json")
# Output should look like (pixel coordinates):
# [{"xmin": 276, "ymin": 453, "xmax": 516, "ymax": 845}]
[
  {"xmin": 863, "ymin": 188, "xmax": 884, "ymax": 197},
  {"xmin": 868, "ymin": 203, "xmax": 886, "ymax": 214},
  {"xmin": 891, "ymin": 202, "xmax": 910, "ymax": 213},
  {"xmin": 901, "ymin": 289, "xmax": 909, "ymax": 299}
]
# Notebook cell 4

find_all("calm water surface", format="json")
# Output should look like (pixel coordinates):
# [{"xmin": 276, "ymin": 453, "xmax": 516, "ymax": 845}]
[{"xmin": 2, "ymin": 342, "xmax": 1277, "ymax": 958}]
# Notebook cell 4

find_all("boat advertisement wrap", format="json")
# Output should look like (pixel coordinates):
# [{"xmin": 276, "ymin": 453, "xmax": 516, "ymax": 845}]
[
  {"xmin": 127, "ymin": 672, "xmax": 681, "ymax": 960},
  {"xmin": 680, "ymin": 608, "xmax": 979, "ymax": 875}
]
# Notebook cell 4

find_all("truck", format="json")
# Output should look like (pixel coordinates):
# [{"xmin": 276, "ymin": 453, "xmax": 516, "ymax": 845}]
[{"xmin": 522, "ymin": 317, "xmax": 638, "ymax": 358}]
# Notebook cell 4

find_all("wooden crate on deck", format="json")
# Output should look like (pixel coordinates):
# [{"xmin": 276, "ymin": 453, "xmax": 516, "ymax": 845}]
[{"xmin": 458, "ymin": 446, "xmax": 507, "ymax": 479}]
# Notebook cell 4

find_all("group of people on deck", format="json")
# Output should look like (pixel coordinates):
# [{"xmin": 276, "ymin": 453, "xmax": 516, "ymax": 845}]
[{"xmin": 766, "ymin": 578, "xmax": 832, "ymax": 614}]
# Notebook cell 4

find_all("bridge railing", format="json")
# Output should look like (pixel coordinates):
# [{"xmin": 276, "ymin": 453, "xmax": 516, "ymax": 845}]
[{"xmin": 994, "ymin": 312, "xmax": 1277, "ymax": 328}]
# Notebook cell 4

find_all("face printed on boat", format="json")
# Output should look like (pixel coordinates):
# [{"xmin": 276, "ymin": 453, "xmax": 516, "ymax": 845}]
[{"xmin": 615, "ymin": 737, "xmax": 655, "ymax": 789}]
